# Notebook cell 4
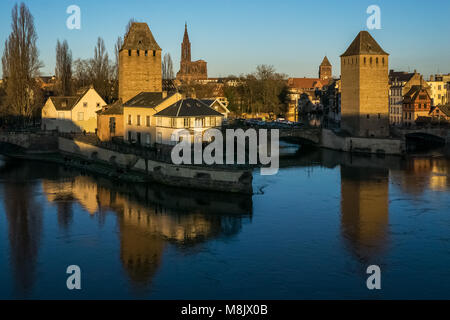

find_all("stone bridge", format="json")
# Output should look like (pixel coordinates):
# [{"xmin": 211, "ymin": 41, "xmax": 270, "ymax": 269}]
[
  {"xmin": 391, "ymin": 127, "xmax": 450, "ymax": 143},
  {"xmin": 278, "ymin": 127, "xmax": 322, "ymax": 145}
]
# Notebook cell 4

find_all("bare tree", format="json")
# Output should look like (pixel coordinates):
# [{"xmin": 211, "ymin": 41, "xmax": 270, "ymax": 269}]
[
  {"xmin": 55, "ymin": 39, "xmax": 72, "ymax": 96},
  {"xmin": 1, "ymin": 3, "xmax": 43, "ymax": 117},
  {"xmin": 91, "ymin": 37, "xmax": 112, "ymax": 101},
  {"xmin": 162, "ymin": 53, "xmax": 174, "ymax": 80}
]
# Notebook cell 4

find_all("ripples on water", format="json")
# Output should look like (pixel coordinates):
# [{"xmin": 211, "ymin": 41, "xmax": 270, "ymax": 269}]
[{"xmin": 0, "ymin": 149, "xmax": 449, "ymax": 299}]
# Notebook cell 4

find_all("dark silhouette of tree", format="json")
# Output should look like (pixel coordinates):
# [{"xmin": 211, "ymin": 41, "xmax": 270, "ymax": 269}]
[
  {"xmin": 1, "ymin": 2, "xmax": 43, "ymax": 116},
  {"xmin": 55, "ymin": 39, "xmax": 72, "ymax": 96}
]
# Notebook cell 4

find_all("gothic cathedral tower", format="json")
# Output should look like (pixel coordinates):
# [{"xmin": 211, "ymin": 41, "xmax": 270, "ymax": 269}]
[
  {"xmin": 119, "ymin": 22, "xmax": 162, "ymax": 103},
  {"xmin": 340, "ymin": 31, "xmax": 389, "ymax": 137},
  {"xmin": 181, "ymin": 23, "xmax": 191, "ymax": 66}
]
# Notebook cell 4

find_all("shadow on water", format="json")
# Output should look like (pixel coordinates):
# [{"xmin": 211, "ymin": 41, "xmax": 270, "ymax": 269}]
[{"xmin": 0, "ymin": 157, "xmax": 253, "ymax": 296}]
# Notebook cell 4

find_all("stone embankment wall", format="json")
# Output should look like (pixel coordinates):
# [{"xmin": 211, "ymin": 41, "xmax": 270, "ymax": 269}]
[
  {"xmin": 58, "ymin": 138, "xmax": 252, "ymax": 194},
  {"xmin": 321, "ymin": 129, "xmax": 404, "ymax": 155}
]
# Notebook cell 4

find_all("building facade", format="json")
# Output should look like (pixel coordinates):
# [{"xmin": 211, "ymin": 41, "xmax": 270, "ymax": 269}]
[
  {"xmin": 96, "ymin": 100, "xmax": 124, "ymax": 142},
  {"xmin": 119, "ymin": 22, "xmax": 162, "ymax": 103},
  {"xmin": 41, "ymin": 86, "xmax": 106, "ymax": 133},
  {"xmin": 153, "ymin": 98, "xmax": 223, "ymax": 145},
  {"xmin": 176, "ymin": 24, "xmax": 207, "ymax": 83},
  {"xmin": 340, "ymin": 31, "xmax": 389, "ymax": 137},
  {"xmin": 388, "ymin": 71, "xmax": 429, "ymax": 126},
  {"xmin": 402, "ymin": 85, "xmax": 432, "ymax": 127},
  {"xmin": 123, "ymin": 92, "xmax": 183, "ymax": 146}
]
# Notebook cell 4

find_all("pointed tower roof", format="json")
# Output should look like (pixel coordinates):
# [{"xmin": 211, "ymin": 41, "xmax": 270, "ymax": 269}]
[
  {"xmin": 121, "ymin": 22, "xmax": 161, "ymax": 51},
  {"xmin": 183, "ymin": 22, "xmax": 190, "ymax": 43},
  {"xmin": 341, "ymin": 31, "xmax": 388, "ymax": 57},
  {"xmin": 320, "ymin": 56, "xmax": 331, "ymax": 66}
]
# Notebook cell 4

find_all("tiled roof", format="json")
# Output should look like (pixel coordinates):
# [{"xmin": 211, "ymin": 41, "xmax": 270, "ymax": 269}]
[
  {"xmin": 97, "ymin": 99, "xmax": 123, "ymax": 115},
  {"xmin": 436, "ymin": 104, "xmax": 450, "ymax": 117},
  {"xmin": 154, "ymin": 98, "xmax": 224, "ymax": 117},
  {"xmin": 121, "ymin": 22, "xmax": 161, "ymax": 51},
  {"xmin": 50, "ymin": 96, "xmax": 78, "ymax": 111},
  {"xmin": 341, "ymin": 31, "xmax": 388, "ymax": 57},
  {"xmin": 123, "ymin": 92, "xmax": 165, "ymax": 108},
  {"xmin": 389, "ymin": 71, "xmax": 415, "ymax": 83},
  {"xmin": 287, "ymin": 78, "xmax": 329, "ymax": 90},
  {"xmin": 320, "ymin": 56, "xmax": 331, "ymax": 66},
  {"xmin": 50, "ymin": 86, "xmax": 91, "ymax": 111}
]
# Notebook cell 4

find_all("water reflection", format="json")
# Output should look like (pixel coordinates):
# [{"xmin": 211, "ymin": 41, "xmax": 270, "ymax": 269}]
[
  {"xmin": 1, "ymin": 160, "xmax": 252, "ymax": 292},
  {"xmin": 340, "ymin": 166, "xmax": 389, "ymax": 263},
  {"xmin": 0, "ymin": 152, "xmax": 449, "ymax": 297},
  {"xmin": 0, "ymin": 161, "xmax": 43, "ymax": 296}
]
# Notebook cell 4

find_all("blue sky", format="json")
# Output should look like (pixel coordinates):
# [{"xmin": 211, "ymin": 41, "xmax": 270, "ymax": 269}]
[{"xmin": 0, "ymin": 0, "xmax": 449, "ymax": 79}]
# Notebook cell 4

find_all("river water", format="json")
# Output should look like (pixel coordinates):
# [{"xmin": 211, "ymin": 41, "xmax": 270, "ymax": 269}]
[{"xmin": 0, "ymin": 149, "xmax": 449, "ymax": 299}]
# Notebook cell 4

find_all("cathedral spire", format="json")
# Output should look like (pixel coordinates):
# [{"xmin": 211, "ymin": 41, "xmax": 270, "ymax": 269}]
[{"xmin": 181, "ymin": 22, "xmax": 191, "ymax": 62}]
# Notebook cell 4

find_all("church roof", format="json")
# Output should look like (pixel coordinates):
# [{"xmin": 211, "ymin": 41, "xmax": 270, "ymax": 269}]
[
  {"xmin": 154, "ymin": 98, "xmax": 223, "ymax": 117},
  {"xmin": 121, "ymin": 22, "xmax": 161, "ymax": 51},
  {"xmin": 341, "ymin": 31, "xmax": 388, "ymax": 57},
  {"xmin": 320, "ymin": 56, "xmax": 331, "ymax": 66}
]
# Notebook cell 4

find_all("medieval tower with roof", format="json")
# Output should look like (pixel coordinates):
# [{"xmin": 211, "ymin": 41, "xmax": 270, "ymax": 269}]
[
  {"xmin": 319, "ymin": 56, "xmax": 332, "ymax": 80},
  {"xmin": 340, "ymin": 31, "xmax": 389, "ymax": 137},
  {"xmin": 119, "ymin": 22, "xmax": 162, "ymax": 103}
]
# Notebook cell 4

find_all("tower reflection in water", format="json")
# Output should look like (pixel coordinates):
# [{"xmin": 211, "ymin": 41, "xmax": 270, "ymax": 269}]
[
  {"xmin": 40, "ymin": 165, "xmax": 253, "ymax": 290},
  {"xmin": 340, "ymin": 165, "xmax": 389, "ymax": 264}
]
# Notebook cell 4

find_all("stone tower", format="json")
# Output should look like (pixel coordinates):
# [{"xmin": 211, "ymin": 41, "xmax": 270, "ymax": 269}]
[
  {"xmin": 340, "ymin": 31, "xmax": 389, "ymax": 137},
  {"xmin": 319, "ymin": 56, "xmax": 332, "ymax": 80},
  {"xmin": 119, "ymin": 22, "xmax": 162, "ymax": 103}
]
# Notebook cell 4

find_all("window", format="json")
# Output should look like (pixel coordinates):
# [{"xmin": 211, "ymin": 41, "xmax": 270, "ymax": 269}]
[
  {"xmin": 370, "ymin": 57, "xmax": 372, "ymax": 64},
  {"xmin": 157, "ymin": 117, "xmax": 162, "ymax": 126},
  {"xmin": 128, "ymin": 114, "xmax": 132, "ymax": 125},
  {"xmin": 153, "ymin": 50, "xmax": 156, "ymax": 57},
  {"xmin": 378, "ymin": 113, "xmax": 381, "ymax": 119},
  {"xmin": 109, "ymin": 117, "xmax": 116, "ymax": 134},
  {"xmin": 382, "ymin": 57, "xmax": 385, "ymax": 65},
  {"xmin": 146, "ymin": 115, "xmax": 150, "ymax": 127},
  {"xmin": 171, "ymin": 118, "xmax": 177, "ymax": 128},
  {"xmin": 83, "ymin": 102, "xmax": 88, "ymax": 108},
  {"xmin": 137, "ymin": 50, "xmax": 140, "ymax": 56},
  {"xmin": 211, "ymin": 117, "xmax": 216, "ymax": 127},
  {"xmin": 137, "ymin": 115, "xmax": 141, "ymax": 126},
  {"xmin": 184, "ymin": 118, "xmax": 189, "ymax": 127},
  {"xmin": 146, "ymin": 133, "xmax": 151, "ymax": 145},
  {"xmin": 77, "ymin": 112, "xmax": 84, "ymax": 121},
  {"xmin": 128, "ymin": 131, "xmax": 133, "ymax": 141},
  {"xmin": 145, "ymin": 50, "xmax": 148, "ymax": 56},
  {"xmin": 376, "ymin": 57, "xmax": 378, "ymax": 64},
  {"xmin": 128, "ymin": 50, "xmax": 131, "ymax": 56},
  {"xmin": 367, "ymin": 114, "xmax": 370, "ymax": 119},
  {"xmin": 96, "ymin": 102, "xmax": 100, "ymax": 108},
  {"xmin": 364, "ymin": 57, "xmax": 366, "ymax": 64},
  {"xmin": 157, "ymin": 132, "xmax": 162, "ymax": 143},
  {"xmin": 194, "ymin": 117, "xmax": 204, "ymax": 127}
]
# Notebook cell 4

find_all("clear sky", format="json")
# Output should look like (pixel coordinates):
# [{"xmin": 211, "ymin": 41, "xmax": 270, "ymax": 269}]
[{"xmin": 1, "ymin": 0, "xmax": 449, "ymax": 79}]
